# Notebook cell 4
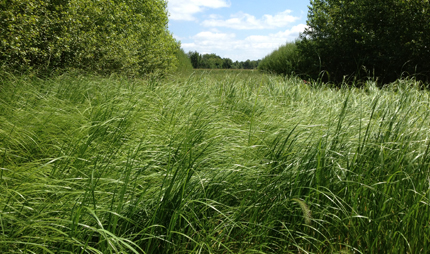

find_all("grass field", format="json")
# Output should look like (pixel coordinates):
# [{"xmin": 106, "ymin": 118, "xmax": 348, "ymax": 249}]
[{"xmin": 1, "ymin": 70, "xmax": 430, "ymax": 253}]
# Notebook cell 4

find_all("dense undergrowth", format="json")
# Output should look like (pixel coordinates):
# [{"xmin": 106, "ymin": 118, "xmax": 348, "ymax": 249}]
[
  {"xmin": 1, "ymin": 70, "xmax": 430, "ymax": 253},
  {"xmin": 258, "ymin": 42, "xmax": 302, "ymax": 76}
]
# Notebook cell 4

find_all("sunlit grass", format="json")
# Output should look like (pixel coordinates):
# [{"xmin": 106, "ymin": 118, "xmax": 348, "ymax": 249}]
[{"xmin": 1, "ymin": 71, "xmax": 429, "ymax": 253}]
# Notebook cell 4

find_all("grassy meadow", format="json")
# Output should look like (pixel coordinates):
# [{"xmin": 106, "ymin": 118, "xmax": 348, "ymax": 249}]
[{"xmin": 1, "ymin": 70, "xmax": 430, "ymax": 253}]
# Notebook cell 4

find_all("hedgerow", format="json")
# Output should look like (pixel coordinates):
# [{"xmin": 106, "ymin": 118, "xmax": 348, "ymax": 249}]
[{"xmin": 0, "ymin": 0, "xmax": 178, "ymax": 76}]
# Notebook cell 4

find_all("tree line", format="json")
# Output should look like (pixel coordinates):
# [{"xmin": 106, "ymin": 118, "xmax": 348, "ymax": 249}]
[
  {"xmin": 187, "ymin": 51, "xmax": 260, "ymax": 69},
  {"xmin": 1, "ymin": 0, "xmax": 179, "ymax": 76},
  {"xmin": 259, "ymin": 0, "xmax": 430, "ymax": 84},
  {"xmin": 3, "ymin": 0, "xmax": 428, "ymax": 83}
]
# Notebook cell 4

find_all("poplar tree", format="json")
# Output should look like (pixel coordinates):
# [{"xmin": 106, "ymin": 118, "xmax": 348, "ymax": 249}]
[
  {"xmin": 299, "ymin": 0, "xmax": 430, "ymax": 83},
  {"xmin": 0, "ymin": 0, "xmax": 178, "ymax": 76}
]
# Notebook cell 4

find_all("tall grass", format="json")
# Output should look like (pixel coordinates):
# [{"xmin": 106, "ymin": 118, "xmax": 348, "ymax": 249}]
[{"xmin": 1, "ymin": 71, "xmax": 429, "ymax": 253}]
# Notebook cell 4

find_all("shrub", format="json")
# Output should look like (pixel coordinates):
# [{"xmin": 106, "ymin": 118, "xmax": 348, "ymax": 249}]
[
  {"xmin": 0, "ymin": 0, "xmax": 178, "ymax": 76},
  {"xmin": 174, "ymin": 48, "xmax": 193, "ymax": 73},
  {"xmin": 298, "ymin": 0, "xmax": 430, "ymax": 84},
  {"xmin": 258, "ymin": 41, "xmax": 303, "ymax": 76}
]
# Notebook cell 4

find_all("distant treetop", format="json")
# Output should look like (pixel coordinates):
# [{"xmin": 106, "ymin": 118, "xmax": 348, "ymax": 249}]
[{"xmin": 187, "ymin": 51, "xmax": 260, "ymax": 69}]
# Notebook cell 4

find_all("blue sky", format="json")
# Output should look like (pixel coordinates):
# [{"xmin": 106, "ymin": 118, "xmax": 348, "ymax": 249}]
[{"xmin": 167, "ymin": 0, "xmax": 310, "ymax": 61}]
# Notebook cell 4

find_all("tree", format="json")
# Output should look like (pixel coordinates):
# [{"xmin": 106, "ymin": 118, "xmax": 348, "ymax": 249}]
[
  {"xmin": 222, "ymin": 58, "xmax": 233, "ymax": 69},
  {"xmin": 188, "ymin": 51, "xmax": 202, "ymax": 68},
  {"xmin": 201, "ymin": 54, "xmax": 223, "ymax": 69},
  {"xmin": 232, "ymin": 61, "xmax": 241, "ymax": 69},
  {"xmin": 243, "ymin": 59, "xmax": 252, "ymax": 69},
  {"xmin": 258, "ymin": 41, "xmax": 304, "ymax": 75},
  {"xmin": 299, "ymin": 0, "xmax": 430, "ymax": 83},
  {"xmin": 175, "ymin": 48, "xmax": 193, "ymax": 73},
  {"xmin": 0, "ymin": 0, "xmax": 178, "ymax": 76},
  {"xmin": 184, "ymin": 51, "xmax": 260, "ymax": 70}
]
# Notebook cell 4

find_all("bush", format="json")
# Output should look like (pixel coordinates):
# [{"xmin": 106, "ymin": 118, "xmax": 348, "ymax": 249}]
[
  {"xmin": 258, "ymin": 41, "xmax": 303, "ymax": 75},
  {"xmin": 174, "ymin": 48, "xmax": 193, "ymax": 73},
  {"xmin": 0, "ymin": 0, "xmax": 178, "ymax": 76},
  {"xmin": 298, "ymin": 0, "xmax": 430, "ymax": 84}
]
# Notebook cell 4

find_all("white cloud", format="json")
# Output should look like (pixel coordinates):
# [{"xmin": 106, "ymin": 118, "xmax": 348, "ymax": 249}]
[
  {"xmin": 208, "ymin": 14, "xmax": 223, "ymax": 19},
  {"xmin": 182, "ymin": 31, "xmax": 236, "ymax": 53},
  {"xmin": 201, "ymin": 10, "xmax": 300, "ymax": 29},
  {"xmin": 181, "ymin": 24, "xmax": 307, "ymax": 61},
  {"xmin": 168, "ymin": 0, "xmax": 230, "ymax": 21},
  {"xmin": 193, "ymin": 31, "xmax": 236, "ymax": 42}
]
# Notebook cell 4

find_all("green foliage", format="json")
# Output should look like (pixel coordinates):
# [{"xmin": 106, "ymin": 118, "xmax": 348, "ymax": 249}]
[
  {"xmin": 258, "ymin": 41, "xmax": 303, "ymax": 75},
  {"xmin": 202, "ymin": 53, "xmax": 224, "ymax": 69},
  {"xmin": 299, "ymin": 0, "xmax": 430, "ymax": 84},
  {"xmin": 222, "ymin": 57, "xmax": 233, "ymax": 69},
  {"xmin": 0, "ymin": 0, "xmax": 178, "ymax": 76},
  {"xmin": 230, "ymin": 59, "xmax": 260, "ymax": 69},
  {"xmin": 188, "ymin": 52, "xmax": 225, "ymax": 69},
  {"xmin": 187, "ymin": 51, "xmax": 202, "ymax": 68},
  {"xmin": 173, "ymin": 48, "xmax": 193, "ymax": 73},
  {"xmin": 187, "ymin": 51, "xmax": 260, "ymax": 69}
]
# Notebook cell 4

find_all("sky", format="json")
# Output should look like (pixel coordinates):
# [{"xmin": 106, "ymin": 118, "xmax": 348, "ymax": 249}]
[{"xmin": 167, "ymin": 0, "xmax": 311, "ymax": 62}]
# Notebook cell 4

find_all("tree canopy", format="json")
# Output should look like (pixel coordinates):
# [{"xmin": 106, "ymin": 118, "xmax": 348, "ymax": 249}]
[
  {"xmin": 1, "ymin": 0, "xmax": 178, "ymax": 76},
  {"xmin": 187, "ymin": 51, "xmax": 260, "ymax": 70},
  {"xmin": 298, "ymin": 0, "xmax": 430, "ymax": 83}
]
